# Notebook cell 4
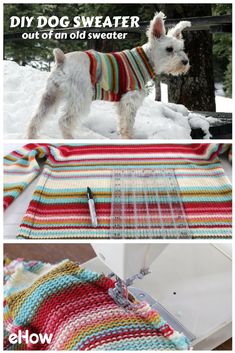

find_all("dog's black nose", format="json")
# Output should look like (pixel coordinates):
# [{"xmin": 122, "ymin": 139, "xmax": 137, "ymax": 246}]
[{"xmin": 182, "ymin": 59, "xmax": 189, "ymax": 65}]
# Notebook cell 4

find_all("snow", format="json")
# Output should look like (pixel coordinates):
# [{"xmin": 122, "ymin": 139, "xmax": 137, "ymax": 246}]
[
  {"xmin": 4, "ymin": 60, "xmax": 230, "ymax": 140},
  {"xmin": 188, "ymin": 113, "xmax": 211, "ymax": 139},
  {"xmin": 215, "ymin": 82, "xmax": 225, "ymax": 97},
  {"xmin": 215, "ymin": 96, "xmax": 233, "ymax": 113}
]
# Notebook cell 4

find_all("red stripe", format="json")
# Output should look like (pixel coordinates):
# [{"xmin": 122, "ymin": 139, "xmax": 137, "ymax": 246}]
[
  {"xmin": 24, "ymin": 201, "xmax": 232, "ymax": 222},
  {"xmin": 12, "ymin": 143, "xmax": 218, "ymax": 161},
  {"xmin": 4, "ymin": 196, "xmax": 14, "ymax": 209},
  {"xmin": 85, "ymin": 51, "xmax": 97, "ymax": 86},
  {"xmin": 56, "ymin": 144, "xmax": 213, "ymax": 156}
]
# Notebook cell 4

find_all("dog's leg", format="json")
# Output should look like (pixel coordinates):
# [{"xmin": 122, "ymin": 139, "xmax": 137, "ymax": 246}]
[
  {"xmin": 27, "ymin": 79, "xmax": 59, "ymax": 139},
  {"xmin": 58, "ymin": 59, "xmax": 93, "ymax": 139},
  {"xmin": 117, "ymin": 90, "xmax": 146, "ymax": 139},
  {"xmin": 58, "ymin": 83, "xmax": 92, "ymax": 139}
]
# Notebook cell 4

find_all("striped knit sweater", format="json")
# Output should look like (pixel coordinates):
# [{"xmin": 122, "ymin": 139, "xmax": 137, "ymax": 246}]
[
  {"xmin": 4, "ymin": 259, "xmax": 190, "ymax": 350},
  {"xmin": 85, "ymin": 47, "xmax": 156, "ymax": 101},
  {"xmin": 4, "ymin": 144, "xmax": 232, "ymax": 239}
]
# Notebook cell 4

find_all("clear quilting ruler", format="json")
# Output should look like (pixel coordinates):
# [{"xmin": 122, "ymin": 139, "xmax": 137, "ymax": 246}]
[{"xmin": 110, "ymin": 169, "xmax": 191, "ymax": 239}]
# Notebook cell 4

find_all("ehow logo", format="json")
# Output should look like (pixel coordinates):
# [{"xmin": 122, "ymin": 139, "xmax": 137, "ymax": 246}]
[{"xmin": 9, "ymin": 329, "xmax": 53, "ymax": 345}]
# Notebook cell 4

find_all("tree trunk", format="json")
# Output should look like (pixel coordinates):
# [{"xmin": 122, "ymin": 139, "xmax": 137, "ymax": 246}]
[
  {"xmin": 159, "ymin": 4, "xmax": 216, "ymax": 111},
  {"xmin": 155, "ymin": 77, "xmax": 161, "ymax": 101}
]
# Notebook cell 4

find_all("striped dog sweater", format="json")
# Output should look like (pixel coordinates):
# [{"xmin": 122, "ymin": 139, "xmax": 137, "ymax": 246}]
[
  {"xmin": 85, "ymin": 46, "xmax": 156, "ymax": 101},
  {"xmin": 3, "ymin": 144, "xmax": 232, "ymax": 239},
  {"xmin": 4, "ymin": 258, "xmax": 190, "ymax": 350}
]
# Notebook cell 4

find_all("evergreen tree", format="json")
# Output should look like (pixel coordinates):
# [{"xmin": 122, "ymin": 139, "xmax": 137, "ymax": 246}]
[{"xmin": 212, "ymin": 4, "xmax": 232, "ymax": 97}]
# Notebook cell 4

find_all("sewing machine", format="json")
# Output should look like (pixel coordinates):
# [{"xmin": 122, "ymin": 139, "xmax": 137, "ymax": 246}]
[{"xmin": 83, "ymin": 243, "xmax": 232, "ymax": 350}]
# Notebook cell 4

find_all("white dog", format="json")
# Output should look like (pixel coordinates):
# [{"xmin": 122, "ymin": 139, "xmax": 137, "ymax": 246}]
[{"xmin": 27, "ymin": 12, "xmax": 191, "ymax": 139}]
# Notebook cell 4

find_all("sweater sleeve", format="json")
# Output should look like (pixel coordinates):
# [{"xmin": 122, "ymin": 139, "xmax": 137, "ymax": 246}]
[{"xmin": 4, "ymin": 144, "xmax": 49, "ymax": 210}]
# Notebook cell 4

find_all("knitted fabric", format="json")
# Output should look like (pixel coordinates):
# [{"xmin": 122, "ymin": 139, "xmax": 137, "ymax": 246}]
[
  {"xmin": 4, "ymin": 259, "xmax": 190, "ymax": 351},
  {"xmin": 85, "ymin": 47, "xmax": 156, "ymax": 101},
  {"xmin": 4, "ymin": 143, "xmax": 232, "ymax": 239}
]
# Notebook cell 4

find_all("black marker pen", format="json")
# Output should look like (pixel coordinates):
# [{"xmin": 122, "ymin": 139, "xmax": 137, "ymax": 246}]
[{"xmin": 87, "ymin": 187, "xmax": 98, "ymax": 227}]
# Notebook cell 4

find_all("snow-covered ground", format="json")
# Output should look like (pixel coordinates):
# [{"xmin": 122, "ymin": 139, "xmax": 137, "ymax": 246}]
[{"xmin": 4, "ymin": 61, "xmax": 231, "ymax": 139}]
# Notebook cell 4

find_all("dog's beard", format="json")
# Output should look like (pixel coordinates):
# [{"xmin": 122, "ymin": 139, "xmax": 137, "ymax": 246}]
[
  {"xmin": 165, "ymin": 62, "xmax": 190, "ymax": 76},
  {"xmin": 171, "ymin": 65, "xmax": 190, "ymax": 76}
]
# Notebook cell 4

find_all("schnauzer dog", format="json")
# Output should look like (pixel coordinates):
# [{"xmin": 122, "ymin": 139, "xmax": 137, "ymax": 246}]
[{"xmin": 27, "ymin": 12, "xmax": 191, "ymax": 139}]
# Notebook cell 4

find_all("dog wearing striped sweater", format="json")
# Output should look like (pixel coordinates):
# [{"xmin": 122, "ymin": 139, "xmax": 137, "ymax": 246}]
[{"xmin": 27, "ymin": 12, "xmax": 191, "ymax": 139}]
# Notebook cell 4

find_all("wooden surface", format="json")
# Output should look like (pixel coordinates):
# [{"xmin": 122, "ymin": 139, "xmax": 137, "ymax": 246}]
[
  {"xmin": 4, "ymin": 243, "xmax": 96, "ymax": 264},
  {"xmin": 213, "ymin": 338, "xmax": 232, "ymax": 350},
  {"xmin": 191, "ymin": 112, "xmax": 232, "ymax": 139}
]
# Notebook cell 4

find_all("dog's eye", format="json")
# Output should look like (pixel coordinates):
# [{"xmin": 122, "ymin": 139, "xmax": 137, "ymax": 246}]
[{"xmin": 166, "ymin": 47, "xmax": 173, "ymax": 53}]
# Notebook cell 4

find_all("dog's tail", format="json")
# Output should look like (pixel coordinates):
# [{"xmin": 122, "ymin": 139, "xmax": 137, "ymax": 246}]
[{"xmin": 53, "ymin": 48, "xmax": 65, "ymax": 65}]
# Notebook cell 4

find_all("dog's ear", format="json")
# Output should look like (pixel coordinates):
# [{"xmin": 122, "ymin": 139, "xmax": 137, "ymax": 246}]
[
  {"xmin": 168, "ymin": 21, "xmax": 191, "ymax": 40},
  {"xmin": 147, "ymin": 12, "xmax": 166, "ymax": 39}
]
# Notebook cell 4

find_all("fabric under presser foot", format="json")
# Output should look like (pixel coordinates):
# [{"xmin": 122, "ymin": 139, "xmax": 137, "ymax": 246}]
[{"xmin": 4, "ymin": 259, "xmax": 191, "ymax": 351}]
